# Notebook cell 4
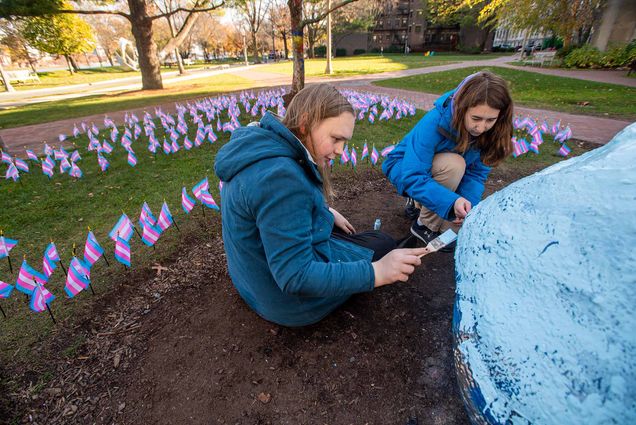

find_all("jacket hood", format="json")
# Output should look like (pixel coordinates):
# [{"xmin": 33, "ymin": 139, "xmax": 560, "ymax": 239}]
[
  {"xmin": 434, "ymin": 89, "xmax": 457, "ymax": 135},
  {"xmin": 214, "ymin": 112, "xmax": 323, "ymax": 184}
]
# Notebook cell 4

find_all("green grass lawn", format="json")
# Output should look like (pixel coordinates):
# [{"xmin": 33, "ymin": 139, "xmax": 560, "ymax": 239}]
[
  {"xmin": 260, "ymin": 52, "xmax": 511, "ymax": 77},
  {"xmin": 374, "ymin": 66, "xmax": 636, "ymax": 120},
  {"xmin": 0, "ymin": 74, "xmax": 256, "ymax": 129},
  {"xmin": 0, "ymin": 104, "xmax": 594, "ymax": 364}
]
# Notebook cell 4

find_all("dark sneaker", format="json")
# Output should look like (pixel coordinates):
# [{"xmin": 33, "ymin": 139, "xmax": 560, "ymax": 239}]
[
  {"xmin": 410, "ymin": 221, "xmax": 440, "ymax": 245},
  {"xmin": 404, "ymin": 197, "xmax": 421, "ymax": 221}
]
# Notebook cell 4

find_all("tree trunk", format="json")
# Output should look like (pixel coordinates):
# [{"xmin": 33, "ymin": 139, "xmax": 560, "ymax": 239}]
[
  {"xmin": 175, "ymin": 48, "xmax": 185, "ymax": 74},
  {"xmin": 64, "ymin": 54, "xmax": 75, "ymax": 74},
  {"xmin": 20, "ymin": 38, "xmax": 38, "ymax": 73},
  {"xmin": 288, "ymin": 0, "xmax": 305, "ymax": 97},
  {"xmin": 252, "ymin": 30, "xmax": 261, "ymax": 64},
  {"xmin": 105, "ymin": 49, "xmax": 115, "ymax": 67},
  {"xmin": 69, "ymin": 55, "xmax": 80, "ymax": 72},
  {"xmin": 282, "ymin": 30, "xmax": 289, "ymax": 59},
  {"xmin": 128, "ymin": 0, "xmax": 163, "ymax": 90}
]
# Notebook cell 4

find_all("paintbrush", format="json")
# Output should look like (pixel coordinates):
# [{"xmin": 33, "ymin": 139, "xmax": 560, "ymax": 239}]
[{"xmin": 419, "ymin": 229, "xmax": 458, "ymax": 258}]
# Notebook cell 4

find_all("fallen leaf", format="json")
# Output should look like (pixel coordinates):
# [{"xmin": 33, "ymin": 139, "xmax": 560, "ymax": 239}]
[{"xmin": 257, "ymin": 392, "xmax": 271, "ymax": 404}]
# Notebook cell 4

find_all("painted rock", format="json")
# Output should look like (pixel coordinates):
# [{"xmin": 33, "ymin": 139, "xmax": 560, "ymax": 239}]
[{"xmin": 453, "ymin": 123, "xmax": 636, "ymax": 424}]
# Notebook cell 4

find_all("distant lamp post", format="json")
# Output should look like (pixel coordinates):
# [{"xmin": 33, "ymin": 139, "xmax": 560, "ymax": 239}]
[
  {"xmin": 325, "ymin": 0, "xmax": 333, "ymax": 74},
  {"xmin": 243, "ymin": 34, "xmax": 249, "ymax": 66}
]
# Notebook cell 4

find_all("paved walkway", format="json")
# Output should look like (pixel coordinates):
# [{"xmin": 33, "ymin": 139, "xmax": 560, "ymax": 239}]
[{"xmin": 0, "ymin": 55, "xmax": 633, "ymax": 153}]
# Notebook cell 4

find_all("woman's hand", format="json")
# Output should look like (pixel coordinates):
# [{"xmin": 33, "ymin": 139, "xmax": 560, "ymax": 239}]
[
  {"xmin": 372, "ymin": 248, "xmax": 429, "ymax": 288},
  {"xmin": 329, "ymin": 207, "xmax": 356, "ymax": 235},
  {"xmin": 453, "ymin": 197, "xmax": 472, "ymax": 224}
]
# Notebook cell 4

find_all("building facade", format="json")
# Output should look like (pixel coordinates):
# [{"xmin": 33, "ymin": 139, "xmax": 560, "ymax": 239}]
[{"xmin": 370, "ymin": 0, "xmax": 459, "ymax": 52}]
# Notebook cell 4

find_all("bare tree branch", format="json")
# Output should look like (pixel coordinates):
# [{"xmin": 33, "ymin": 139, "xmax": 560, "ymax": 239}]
[
  {"xmin": 301, "ymin": 0, "xmax": 357, "ymax": 27},
  {"xmin": 55, "ymin": 8, "xmax": 131, "ymax": 21},
  {"xmin": 149, "ymin": 1, "xmax": 225, "ymax": 21}
]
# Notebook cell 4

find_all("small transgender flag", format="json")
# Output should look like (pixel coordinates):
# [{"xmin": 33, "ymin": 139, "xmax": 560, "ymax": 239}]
[
  {"xmin": 69, "ymin": 163, "xmax": 83, "ymax": 178},
  {"xmin": 512, "ymin": 137, "xmax": 522, "ymax": 157},
  {"xmin": 183, "ymin": 136, "xmax": 193, "ymax": 150},
  {"xmin": 127, "ymin": 150, "xmax": 138, "ymax": 167},
  {"xmin": 26, "ymin": 150, "xmax": 38, "ymax": 161},
  {"xmin": 340, "ymin": 145, "xmax": 350, "ymax": 164},
  {"xmin": 16, "ymin": 260, "xmax": 47, "ymax": 295},
  {"xmin": 219, "ymin": 180, "xmax": 224, "ymax": 192},
  {"xmin": 370, "ymin": 145, "xmax": 379, "ymax": 165},
  {"xmin": 109, "ymin": 214, "xmax": 134, "ymax": 242},
  {"xmin": 193, "ymin": 177, "xmax": 210, "ymax": 199},
  {"xmin": 84, "ymin": 231, "xmax": 105, "ymax": 267},
  {"xmin": 171, "ymin": 139, "xmax": 180, "ymax": 153},
  {"xmin": 141, "ymin": 220, "xmax": 162, "ymax": 246},
  {"xmin": 140, "ymin": 202, "xmax": 157, "ymax": 227},
  {"xmin": 42, "ymin": 157, "xmax": 54, "ymax": 178},
  {"xmin": 157, "ymin": 202, "xmax": 174, "ymax": 232},
  {"xmin": 163, "ymin": 138, "xmax": 172, "ymax": 155},
  {"xmin": 114, "ymin": 235, "xmax": 131, "ymax": 267},
  {"xmin": 361, "ymin": 143, "xmax": 369, "ymax": 160},
  {"xmin": 558, "ymin": 143, "xmax": 571, "ymax": 157},
  {"xmin": 368, "ymin": 112, "xmax": 376, "ymax": 124},
  {"xmin": 30, "ymin": 283, "xmax": 55, "ymax": 313},
  {"xmin": 5, "ymin": 163, "xmax": 19, "ymax": 181},
  {"xmin": 193, "ymin": 178, "xmax": 219, "ymax": 210},
  {"xmin": 70, "ymin": 150, "xmax": 81, "ymax": 162},
  {"xmin": 64, "ymin": 257, "xmax": 90, "ymax": 298},
  {"xmin": 15, "ymin": 158, "xmax": 29, "ymax": 173},
  {"xmin": 380, "ymin": 145, "xmax": 396, "ymax": 157},
  {"xmin": 42, "ymin": 242, "xmax": 61, "ymax": 278},
  {"xmin": 58, "ymin": 134, "xmax": 66, "ymax": 143},
  {"xmin": 350, "ymin": 147, "xmax": 357, "ymax": 167},
  {"xmin": 182, "ymin": 187, "xmax": 196, "ymax": 213},
  {"xmin": 0, "ymin": 236, "xmax": 18, "ymax": 259},
  {"xmin": 102, "ymin": 141, "xmax": 114, "ymax": 154},
  {"xmin": 0, "ymin": 280, "xmax": 13, "ymax": 299},
  {"xmin": 1, "ymin": 151, "xmax": 12, "ymax": 164},
  {"xmin": 98, "ymin": 154, "xmax": 109, "ymax": 172}
]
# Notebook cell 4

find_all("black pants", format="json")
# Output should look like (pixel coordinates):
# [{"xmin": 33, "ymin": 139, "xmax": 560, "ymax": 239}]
[{"xmin": 331, "ymin": 228, "xmax": 396, "ymax": 261}]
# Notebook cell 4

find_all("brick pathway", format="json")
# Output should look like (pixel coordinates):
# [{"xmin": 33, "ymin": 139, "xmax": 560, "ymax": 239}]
[{"xmin": 1, "ymin": 56, "xmax": 633, "ymax": 153}]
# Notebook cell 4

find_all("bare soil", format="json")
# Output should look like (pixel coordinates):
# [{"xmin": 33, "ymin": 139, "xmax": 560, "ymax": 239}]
[{"xmin": 1, "ymin": 147, "xmax": 597, "ymax": 424}]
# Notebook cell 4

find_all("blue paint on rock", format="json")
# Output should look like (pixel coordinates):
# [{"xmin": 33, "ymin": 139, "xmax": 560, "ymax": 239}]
[{"xmin": 453, "ymin": 123, "xmax": 636, "ymax": 424}]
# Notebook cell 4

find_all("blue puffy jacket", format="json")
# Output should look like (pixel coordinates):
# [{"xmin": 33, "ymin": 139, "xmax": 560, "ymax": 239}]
[
  {"xmin": 214, "ymin": 112, "xmax": 375, "ymax": 327},
  {"xmin": 382, "ymin": 89, "xmax": 491, "ymax": 219}
]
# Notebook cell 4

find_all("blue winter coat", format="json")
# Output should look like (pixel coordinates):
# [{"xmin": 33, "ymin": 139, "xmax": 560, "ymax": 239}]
[
  {"xmin": 214, "ymin": 112, "xmax": 375, "ymax": 327},
  {"xmin": 382, "ymin": 89, "xmax": 491, "ymax": 219}
]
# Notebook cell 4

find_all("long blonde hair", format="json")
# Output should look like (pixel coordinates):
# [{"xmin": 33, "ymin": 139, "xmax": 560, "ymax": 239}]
[
  {"xmin": 451, "ymin": 71, "xmax": 513, "ymax": 166},
  {"xmin": 282, "ymin": 84, "xmax": 354, "ymax": 200}
]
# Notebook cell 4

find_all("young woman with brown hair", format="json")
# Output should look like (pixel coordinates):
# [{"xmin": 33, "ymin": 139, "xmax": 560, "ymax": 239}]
[
  {"xmin": 215, "ymin": 84, "xmax": 427, "ymax": 327},
  {"xmin": 383, "ymin": 71, "xmax": 514, "ymax": 252}
]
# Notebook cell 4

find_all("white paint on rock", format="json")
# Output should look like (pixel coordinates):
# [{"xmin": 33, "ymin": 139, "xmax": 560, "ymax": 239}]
[{"xmin": 454, "ymin": 122, "xmax": 636, "ymax": 424}]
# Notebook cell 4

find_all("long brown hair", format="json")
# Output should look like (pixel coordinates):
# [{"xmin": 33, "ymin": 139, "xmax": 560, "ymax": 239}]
[
  {"xmin": 282, "ymin": 84, "xmax": 354, "ymax": 200},
  {"xmin": 451, "ymin": 71, "xmax": 513, "ymax": 166}
]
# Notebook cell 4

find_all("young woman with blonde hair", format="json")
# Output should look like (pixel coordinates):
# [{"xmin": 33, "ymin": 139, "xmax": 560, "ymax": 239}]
[
  {"xmin": 383, "ymin": 71, "xmax": 513, "ymax": 252},
  {"xmin": 215, "ymin": 84, "xmax": 427, "ymax": 327}
]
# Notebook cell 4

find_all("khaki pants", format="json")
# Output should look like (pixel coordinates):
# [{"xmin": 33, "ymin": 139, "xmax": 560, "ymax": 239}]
[{"xmin": 415, "ymin": 152, "xmax": 466, "ymax": 233}]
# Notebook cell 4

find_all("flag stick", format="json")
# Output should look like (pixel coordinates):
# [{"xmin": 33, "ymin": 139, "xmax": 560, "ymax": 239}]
[
  {"xmin": 6, "ymin": 256, "xmax": 12, "ymax": 274},
  {"xmin": 0, "ymin": 304, "xmax": 6, "ymax": 319},
  {"xmin": 88, "ymin": 282, "xmax": 96, "ymax": 295},
  {"xmin": 133, "ymin": 226, "xmax": 143, "ymax": 240},
  {"xmin": 46, "ymin": 304, "xmax": 56, "ymax": 324},
  {"xmin": 201, "ymin": 204, "xmax": 206, "ymax": 218},
  {"xmin": 172, "ymin": 217, "xmax": 181, "ymax": 232},
  {"xmin": 102, "ymin": 254, "xmax": 110, "ymax": 267},
  {"xmin": 59, "ymin": 258, "xmax": 67, "ymax": 276}
]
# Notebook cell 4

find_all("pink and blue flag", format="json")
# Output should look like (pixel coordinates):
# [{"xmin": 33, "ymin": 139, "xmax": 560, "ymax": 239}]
[
  {"xmin": 114, "ymin": 235, "xmax": 131, "ymax": 267},
  {"xmin": 98, "ymin": 154, "xmax": 109, "ymax": 172},
  {"xmin": 109, "ymin": 214, "xmax": 134, "ymax": 242},
  {"xmin": 183, "ymin": 136, "xmax": 193, "ymax": 150},
  {"xmin": 380, "ymin": 145, "xmax": 395, "ymax": 157},
  {"xmin": 15, "ymin": 158, "xmax": 29, "ymax": 172},
  {"xmin": 0, "ymin": 236, "xmax": 17, "ymax": 259},
  {"xmin": 1, "ymin": 151, "xmax": 12, "ymax": 164},
  {"xmin": 127, "ymin": 150, "xmax": 138, "ymax": 167},
  {"xmin": 140, "ymin": 202, "xmax": 157, "ymax": 227},
  {"xmin": 141, "ymin": 220, "xmax": 162, "ymax": 246},
  {"xmin": 350, "ymin": 147, "xmax": 358, "ymax": 167},
  {"xmin": 340, "ymin": 145, "xmax": 350, "ymax": 164},
  {"xmin": 558, "ymin": 143, "xmax": 571, "ymax": 157},
  {"xmin": 26, "ymin": 150, "xmax": 38, "ymax": 161},
  {"xmin": 42, "ymin": 242, "xmax": 61, "ymax": 278},
  {"xmin": 41, "ymin": 157, "xmax": 54, "ymax": 178},
  {"xmin": 64, "ymin": 257, "xmax": 90, "ymax": 298},
  {"xmin": 0, "ymin": 281, "xmax": 13, "ymax": 299},
  {"xmin": 16, "ymin": 260, "xmax": 47, "ymax": 295},
  {"xmin": 182, "ymin": 187, "xmax": 196, "ymax": 213},
  {"xmin": 5, "ymin": 163, "xmax": 19, "ymax": 181},
  {"xmin": 193, "ymin": 178, "xmax": 219, "ymax": 210},
  {"xmin": 157, "ymin": 202, "xmax": 174, "ymax": 231},
  {"xmin": 370, "ymin": 145, "xmax": 379, "ymax": 165},
  {"xmin": 361, "ymin": 143, "xmax": 369, "ymax": 160},
  {"xmin": 84, "ymin": 231, "xmax": 105, "ymax": 267},
  {"xmin": 69, "ymin": 163, "xmax": 83, "ymax": 178},
  {"xmin": 30, "ymin": 283, "xmax": 55, "ymax": 313}
]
